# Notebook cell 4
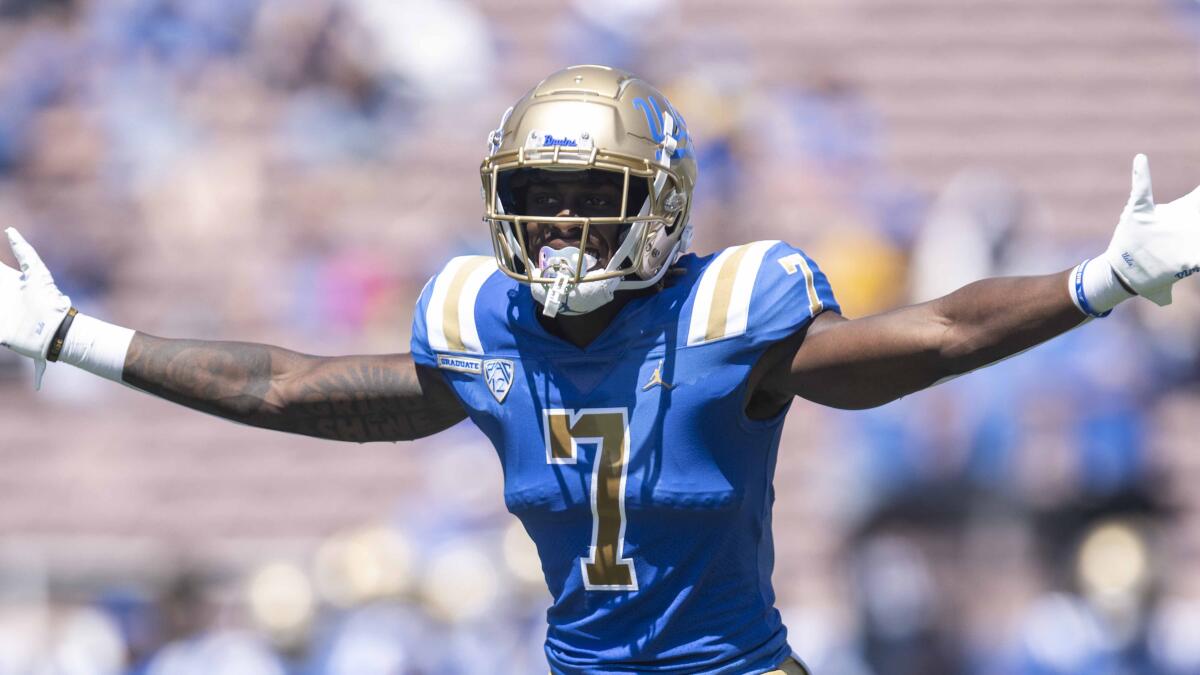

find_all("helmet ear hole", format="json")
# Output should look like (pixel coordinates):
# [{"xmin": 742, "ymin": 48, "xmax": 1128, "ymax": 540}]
[
  {"xmin": 660, "ymin": 187, "xmax": 688, "ymax": 236},
  {"xmin": 664, "ymin": 189, "xmax": 686, "ymax": 215}
]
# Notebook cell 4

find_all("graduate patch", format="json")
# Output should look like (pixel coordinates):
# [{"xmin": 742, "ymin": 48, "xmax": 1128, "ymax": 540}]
[{"xmin": 437, "ymin": 354, "xmax": 482, "ymax": 374}]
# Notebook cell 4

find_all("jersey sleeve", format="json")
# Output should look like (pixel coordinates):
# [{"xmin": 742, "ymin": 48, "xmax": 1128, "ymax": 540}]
[
  {"xmin": 745, "ymin": 241, "xmax": 839, "ymax": 346},
  {"xmin": 409, "ymin": 255, "xmax": 499, "ymax": 369},
  {"xmin": 409, "ymin": 273, "xmax": 439, "ymax": 369},
  {"xmin": 684, "ymin": 240, "xmax": 839, "ymax": 351}
]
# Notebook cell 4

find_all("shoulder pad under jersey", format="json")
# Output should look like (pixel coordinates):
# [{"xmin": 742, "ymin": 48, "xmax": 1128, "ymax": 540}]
[
  {"xmin": 410, "ymin": 255, "xmax": 499, "ymax": 368},
  {"xmin": 684, "ymin": 240, "xmax": 839, "ymax": 349}
]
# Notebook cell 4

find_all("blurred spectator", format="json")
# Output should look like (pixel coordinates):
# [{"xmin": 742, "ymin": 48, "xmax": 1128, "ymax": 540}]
[
  {"xmin": 910, "ymin": 170, "xmax": 1026, "ymax": 303},
  {"xmin": 143, "ymin": 572, "xmax": 286, "ymax": 675},
  {"xmin": 556, "ymin": 0, "xmax": 676, "ymax": 72},
  {"xmin": 0, "ymin": 0, "xmax": 80, "ymax": 172},
  {"xmin": 765, "ymin": 71, "xmax": 923, "ymax": 244},
  {"xmin": 662, "ymin": 57, "xmax": 753, "ymax": 247}
]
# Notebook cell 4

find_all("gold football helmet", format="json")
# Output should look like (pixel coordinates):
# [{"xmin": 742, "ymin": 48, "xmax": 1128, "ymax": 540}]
[{"xmin": 481, "ymin": 65, "xmax": 698, "ymax": 316}]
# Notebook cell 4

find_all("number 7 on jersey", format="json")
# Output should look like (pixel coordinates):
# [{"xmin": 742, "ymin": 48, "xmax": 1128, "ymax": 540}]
[{"xmin": 544, "ymin": 408, "xmax": 638, "ymax": 591}]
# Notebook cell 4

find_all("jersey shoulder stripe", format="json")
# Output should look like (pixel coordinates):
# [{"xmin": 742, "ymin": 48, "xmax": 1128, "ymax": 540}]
[
  {"xmin": 424, "ymin": 255, "xmax": 498, "ymax": 354},
  {"xmin": 687, "ymin": 240, "xmax": 779, "ymax": 345}
]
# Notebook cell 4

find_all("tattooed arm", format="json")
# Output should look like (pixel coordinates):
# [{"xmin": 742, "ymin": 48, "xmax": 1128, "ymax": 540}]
[{"xmin": 122, "ymin": 334, "xmax": 467, "ymax": 442}]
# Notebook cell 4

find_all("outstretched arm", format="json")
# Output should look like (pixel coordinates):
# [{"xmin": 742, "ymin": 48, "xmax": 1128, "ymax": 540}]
[
  {"xmin": 755, "ymin": 271, "xmax": 1084, "ymax": 411},
  {"xmin": 754, "ymin": 153, "xmax": 1200, "ymax": 412},
  {"xmin": 0, "ymin": 227, "xmax": 465, "ymax": 442},
  {"xmin": 123, "ymin": 335, "xmax": 465, "ymax": 442}
]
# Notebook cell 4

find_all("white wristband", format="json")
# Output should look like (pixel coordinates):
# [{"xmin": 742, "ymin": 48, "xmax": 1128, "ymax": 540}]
[
  {"xmin": 1070, "ymin": 258, "xmax": 1134, "ymax": 317},
  {"xmin": 58, "ymin": 313, "xmax": 135, "ymax": 382}
]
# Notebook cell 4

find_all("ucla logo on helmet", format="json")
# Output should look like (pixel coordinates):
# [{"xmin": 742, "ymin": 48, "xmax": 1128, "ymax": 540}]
[
  {"xmin": 632, "ymin": 96, "xmax": 692, "ymax": 161},
  {"xmin": 484, "ymin": 358, "xmax": 515, "ymax": 403}
]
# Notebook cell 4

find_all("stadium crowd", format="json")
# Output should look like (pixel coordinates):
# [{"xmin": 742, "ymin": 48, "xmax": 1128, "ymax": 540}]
[{"xmin": 2, "ymin": 0, "xmax": 1200, "ymax": 673}]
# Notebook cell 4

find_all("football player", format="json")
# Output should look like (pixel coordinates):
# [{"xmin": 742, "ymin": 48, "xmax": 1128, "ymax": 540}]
[{"xmin": 3, "ymin": 65, "xmax": 1199, "ymax": 675}]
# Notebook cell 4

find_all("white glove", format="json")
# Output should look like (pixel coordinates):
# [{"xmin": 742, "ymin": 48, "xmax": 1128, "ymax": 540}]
[
  {"xmin": 0, "ymin": 227, "xmax": 71, "ymax": 389},
  {"xmin": 1102, "ymin": 154, "xmax": 1200, "ymax": 306}
]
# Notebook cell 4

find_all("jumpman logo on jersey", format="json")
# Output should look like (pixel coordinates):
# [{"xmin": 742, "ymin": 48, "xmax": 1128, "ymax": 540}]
[{"xmin": 642, "ymin": 360, "xmax": 674, "ymax": 391}]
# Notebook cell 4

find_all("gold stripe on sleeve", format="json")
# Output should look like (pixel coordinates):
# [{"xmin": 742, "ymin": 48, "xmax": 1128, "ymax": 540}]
[
  {"xmin": 704, "ymin": 245, "xmax": 750, "ymax": 342},
  {"xmin": 441, "ymin": 257, "xmax": 491, "ymax": 352}
]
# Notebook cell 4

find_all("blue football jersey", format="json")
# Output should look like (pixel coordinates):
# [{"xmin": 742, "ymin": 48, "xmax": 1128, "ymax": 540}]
[{"xmin": 410, "ymin": 241, "xmax": 839, "ymax": 674}]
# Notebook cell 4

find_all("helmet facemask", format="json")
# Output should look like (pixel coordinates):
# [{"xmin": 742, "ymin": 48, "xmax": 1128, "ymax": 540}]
[{"xmin": 483, "ymin": 128, "xmax": 691, "ymax": 317}]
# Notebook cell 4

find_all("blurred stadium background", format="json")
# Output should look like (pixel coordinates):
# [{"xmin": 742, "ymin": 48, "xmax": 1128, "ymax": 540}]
[{"xmin": 2, "ymin": 0, "xmax": 1200, "ymax": 672}]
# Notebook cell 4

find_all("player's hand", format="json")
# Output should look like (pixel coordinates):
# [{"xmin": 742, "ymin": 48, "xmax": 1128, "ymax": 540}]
[
  {"xmin": 1102, "ymin": 154, "xmax": 1200, "ymax": 306},
  {"xmin": 0, "ymin": 228, "xmax": 71, "ymax": 389}
]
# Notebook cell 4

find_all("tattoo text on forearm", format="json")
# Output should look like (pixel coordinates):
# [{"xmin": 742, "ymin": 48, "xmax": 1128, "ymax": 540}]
[{"xmin": 122, "ymin": 336, "xmax": 462, "ymax": 442}]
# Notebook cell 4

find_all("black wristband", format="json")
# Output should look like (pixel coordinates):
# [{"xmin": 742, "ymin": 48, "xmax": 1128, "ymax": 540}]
[{"xmin": 45, "ymin": 307, "xmax": 78, "ymax": 363}]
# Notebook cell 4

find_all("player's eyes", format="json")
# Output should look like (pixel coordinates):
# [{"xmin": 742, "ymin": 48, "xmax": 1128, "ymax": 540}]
[
  {"xmin": 579, "ymin": 194, "xmax": 623, "ymax": 217},
  {"xmin": 526, "ymin": 192, "xmax": 618, "ymax": 216}
]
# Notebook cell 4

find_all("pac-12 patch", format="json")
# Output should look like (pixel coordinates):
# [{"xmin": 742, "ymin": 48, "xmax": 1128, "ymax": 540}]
[
  {"xmin": 437, "ymin": 354, "xmax": 482, "ymax": 374},
  {"xmin": 483, "ymin": 358, "xmax": 515, "ymax": 403}
]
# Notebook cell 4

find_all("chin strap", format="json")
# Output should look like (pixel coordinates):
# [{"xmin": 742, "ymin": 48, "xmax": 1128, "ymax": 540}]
[
  {"xmin": 543, "ymin": 272, "xmax": 572, "ymax": 318},
  {"xmin": 537, "ymin": 246, "xmax": 600, "ymax": 318},
  {"xmin": 653, "ymin": 113, "xmax": 677, "ymax": 197}
]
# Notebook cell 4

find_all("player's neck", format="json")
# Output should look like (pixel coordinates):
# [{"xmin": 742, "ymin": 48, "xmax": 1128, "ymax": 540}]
[{"xmin": 537, "ymin": 291, "xmax": 643, "ymax": 349}]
